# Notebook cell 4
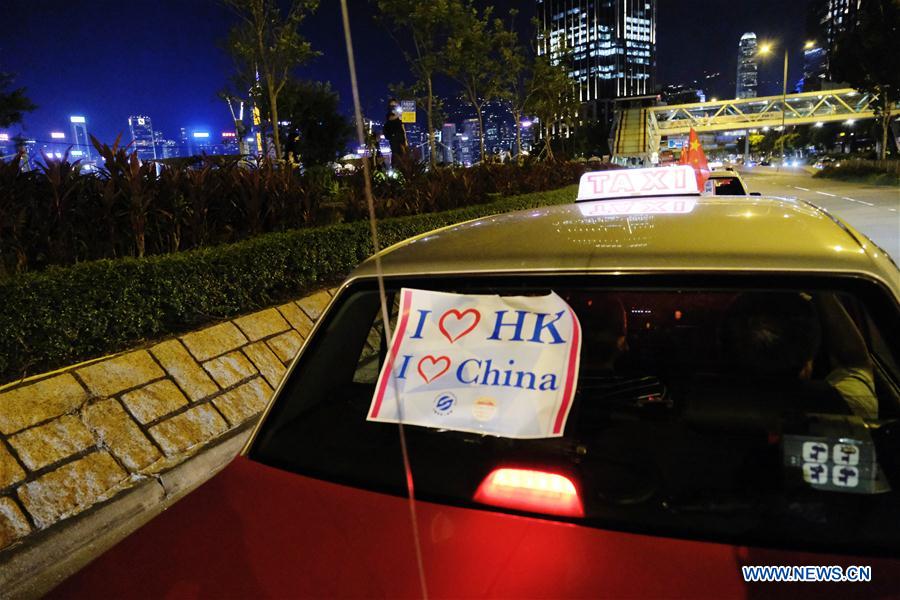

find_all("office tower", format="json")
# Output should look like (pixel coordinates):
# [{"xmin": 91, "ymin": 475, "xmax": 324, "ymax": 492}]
[
  {"xmin": 179, "ymin": 127, "xmax": 191, "ymax": 157},
  {"xmin": 70, "ymin": 116, "xmax": 91, "ymax": 161},
  {"xmin": 736, "ymin": 33, "xmax": 759, "ymax": 99},
  {"xmin": 441, "ymin": 123, "xmax": 456, "ymax": 164},
  {"xmin": 482, "ymin": 101, "xmax": 514, "ymax": 156},
  {"xmin": 191, "ymin": 132, "xmax": 214, "ymax": 155},
  {"xmin": 460, "ymin": 118, "xmax": 481, "ymax": 165},
  {"xmin": 221, "ymin": 131, "xmax": 240, "ymax": 155},
  {"xmin": 128, "ymin": 115, "xmax": 157, "ymax": 162},
  {"xmin": 536, "ymin": 0, "xmax": 657, "ymax": 120},
  {"xmin": 799, "ymin": 44, "xmax": 827, "ymax": 91},
  {"xmin": 821, "ymin": 0, "xmax": 861, "ymax": 83}
]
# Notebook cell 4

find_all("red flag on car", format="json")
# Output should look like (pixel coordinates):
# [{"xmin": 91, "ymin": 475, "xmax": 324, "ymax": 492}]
[{"xmin": 679, "ymin": 128, "xmax": 710, "ymax": 190}]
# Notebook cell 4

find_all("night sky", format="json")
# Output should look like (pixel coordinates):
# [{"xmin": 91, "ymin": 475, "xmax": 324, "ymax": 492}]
[{"xmin": 4, "ymin": 0, "xmax": 810, "ymax": 145}]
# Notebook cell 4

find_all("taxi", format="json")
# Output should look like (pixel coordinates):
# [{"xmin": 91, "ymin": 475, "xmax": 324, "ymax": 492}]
[
  {"xmin": 703, "ymin": 168, "xmax": 757, "ymax": 196},
  {"xmin": 54, "ymin": 166, "xmax": 900, "ymax": 598}
]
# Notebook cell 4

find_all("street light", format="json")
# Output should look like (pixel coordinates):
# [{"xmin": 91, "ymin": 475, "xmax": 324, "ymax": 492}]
[{"xmin": 758, "ymin": 40, "xmax": 816, "ymax": 170}]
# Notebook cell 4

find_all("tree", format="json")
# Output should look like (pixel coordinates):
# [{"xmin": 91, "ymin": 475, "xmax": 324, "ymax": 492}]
[
  {"xmin": 525, "ymin": 53, "xmax": 579, "ymax": 162},
  {"xmin": 217, "ymin": 90, "xmax": 249, "ymax": 156},
  {"xmin": 443, "ymin": 1, "xmax": 508, "ymax": 162},
  {"xmin": 831, "ymin": 0, "xmax": 900, "ymax": 159},
  {"xmin": 272, "ymin": 79, "xmax": 352, "ymax": 167},
  {"xmin": 223, "ymin": 0, "xmax": 319, "ymax": 161},
  {"xmin": 0, "ymin": 73, "xmax": 36, "ymax": 128},
  {"xmin": 376, "ymin": 0, "xmax": 451, "ymax": 167},
  {"xmin": 496, "ymin": 12, "xmax": 534, "ymax": 161},
  {"xmin": 571, "ymin": 121, "xmax": 610, "ymax": 158},
  {"xmin": 389, "ymin": 81, "xmax": 447, "ymax": 161},
  {"xmin": 748, "ymin": 132, "xmax": 767, "ymax": 153}
]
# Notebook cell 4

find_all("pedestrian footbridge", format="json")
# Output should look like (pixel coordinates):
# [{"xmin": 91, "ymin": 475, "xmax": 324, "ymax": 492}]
[{"xmin": 611, "ymin": 88, "xmax": 891, "ymax": 160}]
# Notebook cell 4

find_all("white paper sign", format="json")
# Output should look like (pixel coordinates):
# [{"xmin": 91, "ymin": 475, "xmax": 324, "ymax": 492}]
[{"xmin": 367, "ymin": 288, "xmax": 582, "ymax": 439}]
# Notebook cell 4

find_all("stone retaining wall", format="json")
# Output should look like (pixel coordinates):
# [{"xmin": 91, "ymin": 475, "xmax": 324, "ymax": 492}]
[{"xmin": 0, "ymin": 288, "xmax": 335, "ymax": 552}]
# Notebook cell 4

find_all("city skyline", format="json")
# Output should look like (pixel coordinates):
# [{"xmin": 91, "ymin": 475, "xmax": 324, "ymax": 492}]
[{"xmin": 4, "ymin": 0, "xmax": 811, "ymax": 144}]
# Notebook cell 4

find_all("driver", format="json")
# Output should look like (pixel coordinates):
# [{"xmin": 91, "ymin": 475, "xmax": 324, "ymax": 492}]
[{"xmin": 720, "ymin": 292, "xmax": 877, "ymax": 419}]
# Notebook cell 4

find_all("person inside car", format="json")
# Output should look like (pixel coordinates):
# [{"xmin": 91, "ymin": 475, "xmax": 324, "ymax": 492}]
[{"xmin": 719, "ymin": 292, "xmax": 877, "ymax": 419}]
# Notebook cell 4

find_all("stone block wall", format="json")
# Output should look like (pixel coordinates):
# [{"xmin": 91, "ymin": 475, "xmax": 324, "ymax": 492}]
[{"xmin": 0, "ymin": 289, "xmax": 335, "ymax": 551}]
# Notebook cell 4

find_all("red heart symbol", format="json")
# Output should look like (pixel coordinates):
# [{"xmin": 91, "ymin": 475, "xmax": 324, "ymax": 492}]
[
  {"xmin": 438, "ymin": 309, "xmax": 481, "ymax": 343},
  {"xmin": 417, "ymin": 355, "xmax": 451, "ymax": 384}
]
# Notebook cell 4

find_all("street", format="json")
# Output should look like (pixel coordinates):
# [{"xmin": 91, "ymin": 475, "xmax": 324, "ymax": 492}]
[{"xmin": 739, "ymin": 167, "xmax": 900, "ymax": 262}]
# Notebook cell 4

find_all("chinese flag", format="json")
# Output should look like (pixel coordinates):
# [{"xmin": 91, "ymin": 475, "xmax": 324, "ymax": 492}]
[{"xmin": 679, "ymin": 128, "xmax": 710, "ymax": 190}]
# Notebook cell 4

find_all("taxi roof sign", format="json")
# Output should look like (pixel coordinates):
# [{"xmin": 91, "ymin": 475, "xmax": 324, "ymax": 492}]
[{"xmin": 577, "ymin": 165, "xmax": 699, "ymax": 202}]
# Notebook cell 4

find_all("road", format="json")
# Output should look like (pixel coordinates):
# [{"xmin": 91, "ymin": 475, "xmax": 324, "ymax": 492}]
[{"xmin": 738, "ymin": 167, "xmax": 899, "ymax": 263}]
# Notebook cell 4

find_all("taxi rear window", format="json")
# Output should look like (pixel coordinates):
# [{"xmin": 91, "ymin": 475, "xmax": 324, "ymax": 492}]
[
  {"xmin": 711, "ymin": 177, "xmax": 746, "ymax": 195},
  {"xmin": 250, "ymin": 274, "xmax": 900, "ymax": 556}
]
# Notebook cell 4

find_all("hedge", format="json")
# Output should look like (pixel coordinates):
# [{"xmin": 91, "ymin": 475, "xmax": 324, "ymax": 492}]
[
  {"xmin": 0, "ymin": 185, "xmax": 577, "ymax": 383},
  {"xmin": 0, "ymin": 144, "xmax": 592, "ymax": 276},
  {"xmin": 813, "ymin": 164, "xmax": 900, "ymax": 187}
]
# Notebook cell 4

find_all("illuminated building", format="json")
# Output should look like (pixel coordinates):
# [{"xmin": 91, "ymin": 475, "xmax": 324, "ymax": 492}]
[
  {"xmin": 221, "ymin": 131, "xmax": 240, "ymax": 155},
  {"xmin": 153, "ymin": 130, "xmax": 180, "ymax": 159},
  {"xmin": 536, "ymin": 0, "xmax": 657, "ymax": 120},
  {"xmin": 191, "ymin": 131, "xmax": 215, "ymax": 155},
  {"xmin": 736, "ymin": 33, "xmax": 758, "ymax": 99},
  {"xmin": 821, "ymin": 0, "xmax": 860, "ymax": 83},
  {"xmin": 460, "ymin": 118, "xmax": 481, "ymax": 165},
  {"xmin": 70, "ymin": 116, "xmax": 91, "ymax": 161},
  {"xmin": 660, "ymin": 84, "xmax": 706, "ymax": 105},
  {"xmin": 128, "ymin": 115, "xmax": 157, "ymax": 162},
  {"xmin": 179, "ymin": 127, "xmax": 191, "ymax": 157},
  {"xmin": 798, "ymin": 45, "xmax": 827, "ymax": 92},
  {"xmin": 441, "ymin": 123, "xmax": 456, "ymax": 164}
]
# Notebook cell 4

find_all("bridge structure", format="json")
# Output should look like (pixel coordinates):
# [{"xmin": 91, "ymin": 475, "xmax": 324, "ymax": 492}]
[{"xmin": 611, "ymin": 88, "xmax": 895, "ymax": 161}]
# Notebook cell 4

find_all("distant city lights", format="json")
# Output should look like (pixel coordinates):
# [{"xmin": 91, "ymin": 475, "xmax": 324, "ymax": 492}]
[
  {"xmin": 192, "ymin": 132, "xmax": 209, "ymax": 138},
  {"xmin": 70, "ymin": 116, "xmax": 86, "ymax": 124},
  {"xmin": 0, "ymin": 133, "xmax": 8, "ymax": 141},
  {"xmin": 50, "ymin": 132, "xmax": 66, "ymax": 139},
  {"xmin": 520, "ymin": 120, "xmax": 533, "ymax": 128},
  {"xmin": 221, "ymin": 131, "xmax": 236, "ymax": 138}
]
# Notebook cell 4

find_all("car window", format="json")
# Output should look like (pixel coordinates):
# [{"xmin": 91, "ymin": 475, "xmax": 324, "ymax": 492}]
[
  {"xmin": 712, "ymin": 177, "xmax": 747, "ymax": 195},
  {"xmin": 251, "ymin": 275, "xmax": 900, "ymax": 556}
]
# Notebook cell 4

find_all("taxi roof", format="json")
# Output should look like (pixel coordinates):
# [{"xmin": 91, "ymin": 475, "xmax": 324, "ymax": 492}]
[{"xmin": 351, "ymin": 194, "xmax": 899, "ymax": 295}]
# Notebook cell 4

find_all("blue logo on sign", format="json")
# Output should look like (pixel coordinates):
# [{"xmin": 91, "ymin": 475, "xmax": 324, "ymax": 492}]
[{"xmin": 434, "ymin": 393, "xmax": 456, "ymax": 415}]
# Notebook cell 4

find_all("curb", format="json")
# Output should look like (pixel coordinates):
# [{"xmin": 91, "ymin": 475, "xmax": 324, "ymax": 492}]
[{"xmin": 0, "ymin": 421, "xmax": 254, "ymax": 599}]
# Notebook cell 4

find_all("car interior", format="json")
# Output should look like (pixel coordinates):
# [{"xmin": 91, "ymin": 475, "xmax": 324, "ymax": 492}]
[{"xmin": 251, "ymin": 275, "xmax": 900, "ymax": 556}]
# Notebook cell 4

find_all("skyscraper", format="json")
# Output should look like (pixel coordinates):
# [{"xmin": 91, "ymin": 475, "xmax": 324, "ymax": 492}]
[
  {"xmin": 536, "ymin": 0, "xmax": 657, "ymax": 121},
  {"xmin": 441, "ymin": 123, "xmax": 456, "ymax": 164},
  {"xmin": 821, "ymin": 0, "xmax": 861, "ymax": 83},
  {"xmin": 69, "ymin": 116, "xmax": 91, "ymax": 161},
  {"xmin": 735, "ymin": 33, "xmax": 759, "ymax": 99},
  {"xmin": 462, "ymin": 119, "xmax": 482, "ymax": 165},
  {"xmin": 128, "ymin": 116, "xmax": 157, "ymax": 162},
  {"xmin": 798, "ymin": 44, "xmax": 827, "ymax": 92}
]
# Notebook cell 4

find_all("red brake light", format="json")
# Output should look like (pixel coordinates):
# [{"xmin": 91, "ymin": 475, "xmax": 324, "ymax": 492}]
[{"xmin": 474, "ymin": 468, "xmax": 584, "ymax": 518}]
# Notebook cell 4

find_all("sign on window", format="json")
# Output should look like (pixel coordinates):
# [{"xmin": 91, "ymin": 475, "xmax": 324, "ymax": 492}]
[{"xmin": 367, "ymin": 288, "xmax": 582, "ymax": 438}]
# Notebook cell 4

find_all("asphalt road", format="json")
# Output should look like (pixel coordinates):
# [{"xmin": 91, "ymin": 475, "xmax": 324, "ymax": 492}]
[{"xmin": 738, "ymin": 167, "xmax": 900, "ymax": 263}]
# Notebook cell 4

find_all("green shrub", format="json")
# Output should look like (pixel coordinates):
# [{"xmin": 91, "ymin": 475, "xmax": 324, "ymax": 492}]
[
  {"xmin": 0, "ymin": 138, "xmax": 604, "ymax": 276},
  {"xmin": 0, "ymin": 185, "xmax": 577, "ymax": 383},
  {"xmin": 813, "ymin": 162, "xmax": 900, "ymax": 186}
]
